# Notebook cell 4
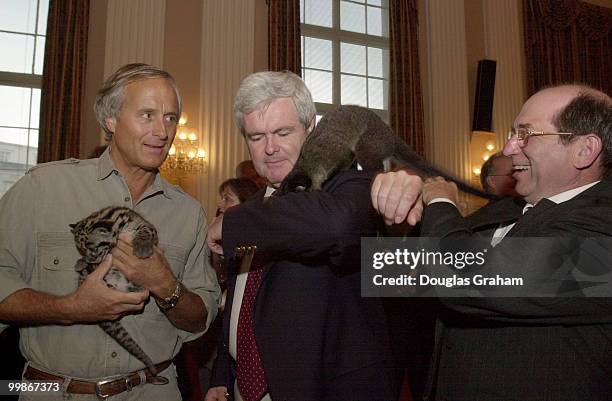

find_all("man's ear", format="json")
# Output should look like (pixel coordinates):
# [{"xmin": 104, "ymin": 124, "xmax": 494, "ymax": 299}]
[
  {"xmin": 573, "ymin": 133, "xmax": 602, "ymax": 169},
  {"xmin": 105, "ymin": 117, "xmax": 116, "ymax": 134}
]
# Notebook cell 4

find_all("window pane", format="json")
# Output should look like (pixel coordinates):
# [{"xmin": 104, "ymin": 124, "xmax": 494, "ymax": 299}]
[
  {"xmin": 367, "ymin": 0, "xmax": 382, "ymax": 5},
  {"xmin": 368, "ymin": 78, "xmax": 386, "ymax": 109},
  {"xmin": 367, "ymin": 6, "xmax": 383, "ymax": 36},
  {"xmin": 0, "ymin": 32, "xmax": 35, "ymax": 73},
  {"xmin": 0, "ymin": 127, "xmax": 30, "ymax": 147},
  {"xmin": 0, "ymin": 0, "xmax": 38, "ymax": 34},
  {"xmin": 340, "ymin": 1, "xmax": 365, "ymax": 34},
  {"xmin": 341, "ymin": 74, "xmax": 367, "ymax": 107},
  {"xmin": 30, "ymin": 89, "xmax": 40, "ymax": 128},
  {"xmin": 340, "ymin": 42, "xmax": 366, "ymax": 75},
  {"xmin": 34, "ymin": 36, "xmax": 45, "ymax": 74},
  {"xmin": 0, "ymin": 128, "xmax": 36, "ymax": 170},
  {"xmin": 303, "ymin": 0, "xmax": 332, "ymax": 28},
  {"xmin": 304, "ymin": 69, "xmax": 333, "ymax": 104},
  {"xmin": 367, "ymin": 47, "xmax": 383, "ymax": 77},
  {"xmin": 29, "ymin": 128, "xmax": 39, "ymax": 151},
  {"xmin": 303, "ymin": 37, "xmax": 332, "ymax": 71},
  {"xmin": 37, "ymin": 0, "xmax": 49, "ymax": 34},
  {"xmin": 0, "ymin": 86, "xmax": 32, "ymax": 128}
]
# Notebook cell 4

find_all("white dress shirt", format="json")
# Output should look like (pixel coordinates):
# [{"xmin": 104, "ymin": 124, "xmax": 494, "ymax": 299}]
[{"xmin": 427, "ymin": 181, "xmax": 600, "ymax": 246}]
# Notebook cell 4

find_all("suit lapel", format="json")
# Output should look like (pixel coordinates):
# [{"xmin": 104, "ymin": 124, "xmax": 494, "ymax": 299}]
[
  {"xmin": 467, "ymin": 197, "xmax": 524, "ymax": 231},
  {"xmin": 507, "ymin": 198, "xmax": 558, "ymax": 237}
]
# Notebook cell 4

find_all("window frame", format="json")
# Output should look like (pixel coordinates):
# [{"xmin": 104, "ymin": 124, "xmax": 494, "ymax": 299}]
[
  {"xmin": 301, "ymin": 0, "xmax": 390, "ymax": 120},
  {"xmin": 0, "ymin": 0, "xmax": 48, "ymax": 198}
]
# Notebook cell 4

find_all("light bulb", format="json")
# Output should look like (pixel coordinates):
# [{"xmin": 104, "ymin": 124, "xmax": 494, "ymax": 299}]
[
  {"xmin": 197, "ymin": 148, "xmax": 206, "ymax": 158},
  {"xmin": 473, "ymin": 167, "xmax": 481, "ymax": 176},
  {"xmin": 178, "ymin": 112, "xmax": 188, "ymax": 126}
]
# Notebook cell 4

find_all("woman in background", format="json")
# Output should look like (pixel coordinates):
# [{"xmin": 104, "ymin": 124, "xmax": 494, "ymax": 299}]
[
  {"xmin": 217, "ymin": 178, "xmax": 260, "ymax": 215},
  {"xmin": 177, "ymin": 177, "xmax": 259, "ymax": 401}
]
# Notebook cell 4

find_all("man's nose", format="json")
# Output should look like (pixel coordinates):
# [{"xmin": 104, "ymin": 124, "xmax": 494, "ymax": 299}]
[
  {"xmin": 265, "ymin": 135, "xmax": 279, "ymax": 155},
  {"xmin": 502, "ymin": 137, "xmax": 520, "ymax": 156},
  {"xmin": 152, "ymin": 117, "xmax": 169, "ymax": 140}
]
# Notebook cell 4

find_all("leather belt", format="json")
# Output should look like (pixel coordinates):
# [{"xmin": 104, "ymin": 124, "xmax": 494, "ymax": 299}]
[{"xmin": 24, "ymin": 360, "xmax": 172, "ymax": 399}]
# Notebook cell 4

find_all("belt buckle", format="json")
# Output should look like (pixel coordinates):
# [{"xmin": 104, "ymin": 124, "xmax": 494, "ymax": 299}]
[{"xmin": 94, "ymin": 377, "xmax": 117, "ymax": 399}]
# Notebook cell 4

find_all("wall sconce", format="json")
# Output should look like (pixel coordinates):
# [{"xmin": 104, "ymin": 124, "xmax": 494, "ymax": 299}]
[
  {"xmin": 161, "ymin": 112, "xmax": 207, "ymax": 174},
  {"xmin": 470, "ymin": 130, "xmax": 496, "ymax": 181}
]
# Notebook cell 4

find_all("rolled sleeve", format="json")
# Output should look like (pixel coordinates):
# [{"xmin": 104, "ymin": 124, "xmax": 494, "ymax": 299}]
[{"xmin": 0, "ymin": 174, "xmax": 37, "ymax": 310}]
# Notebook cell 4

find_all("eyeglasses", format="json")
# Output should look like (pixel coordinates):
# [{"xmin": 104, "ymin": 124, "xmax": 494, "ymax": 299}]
[{"xmin": 507, "ymin": 128, "xmax": 574, "ymax": 147}]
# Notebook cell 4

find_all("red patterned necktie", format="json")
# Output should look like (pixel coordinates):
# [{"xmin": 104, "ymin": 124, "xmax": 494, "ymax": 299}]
[{"xmin": 236, "ymin": 254, "xmax": 268, "ymax": 401}]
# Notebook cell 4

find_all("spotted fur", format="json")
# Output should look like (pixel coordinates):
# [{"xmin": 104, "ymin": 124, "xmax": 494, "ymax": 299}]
[{"xmin": 70, "ymin": 206, "xmax": 160, "ymax": 377}]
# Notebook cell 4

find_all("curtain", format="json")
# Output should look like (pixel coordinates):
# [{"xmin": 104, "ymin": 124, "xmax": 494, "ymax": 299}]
[
  {"xmin": 267, "ymin": 0, "xmax": 301, "ymax": 74},
  {"xmin": 39, "ymin": 0, "xmax": 89, "ymax": 163},
  {"xmin": 523, "ymin": 0, "xmax": 611, "ymax": 96},
  {"xmin": 389, "ymin": 0, "xmax": 425, "ymax": 156}
]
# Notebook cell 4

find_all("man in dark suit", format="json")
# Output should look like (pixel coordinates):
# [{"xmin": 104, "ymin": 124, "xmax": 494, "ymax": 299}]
[
  {"xmin": 408, "ymin": 84, "xmax": 612, "ymax": 400},
  {"xmin": 205, "ymin": 71, "xmax": 399, "ymax": 401}
]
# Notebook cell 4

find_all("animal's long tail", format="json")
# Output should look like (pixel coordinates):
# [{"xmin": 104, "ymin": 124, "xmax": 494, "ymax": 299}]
[
  {"xmin": 392, "ymin": 140, "xmax": 498, "ymax": 200},
  {"xmin": 99, "ymin": 321, "xmax": 158, "ymax": 377}
]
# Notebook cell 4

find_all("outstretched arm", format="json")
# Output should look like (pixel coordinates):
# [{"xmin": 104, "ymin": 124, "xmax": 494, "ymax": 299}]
[{"xmin": 209, "ymin": 171, "xmax": 379, "ymax": 268}]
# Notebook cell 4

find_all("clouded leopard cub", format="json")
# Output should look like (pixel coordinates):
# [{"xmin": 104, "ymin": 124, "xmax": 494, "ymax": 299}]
[{"xmin": 70, "ymin": 206, "xmax": 165, "ymax": 382}]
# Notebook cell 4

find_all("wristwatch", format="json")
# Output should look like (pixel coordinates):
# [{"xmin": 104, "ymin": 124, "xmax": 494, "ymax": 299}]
[{"xmin": 156, "ymin": 280, "xmax": 183, "ymax": 311}]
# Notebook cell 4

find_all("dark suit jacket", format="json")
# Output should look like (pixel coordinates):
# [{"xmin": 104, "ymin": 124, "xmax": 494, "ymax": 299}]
[
  {"xmin": 420, "ymin": 179, "xmax": 612, "ymax": 401},
  {"xmin": 210, "ymin": 170, "xmax": 398, "ymax": 401}
]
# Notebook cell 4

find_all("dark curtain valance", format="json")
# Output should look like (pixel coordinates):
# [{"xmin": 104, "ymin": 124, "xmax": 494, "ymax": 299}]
[{"xmin": 523, "ymin": 0, "xmax": 611, "ymax": 95}]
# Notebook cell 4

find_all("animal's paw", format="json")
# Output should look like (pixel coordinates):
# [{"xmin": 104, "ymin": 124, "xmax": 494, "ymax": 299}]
[{"xmin": 277, "ymin": 170, "xmax": 312, "ymax": 196}]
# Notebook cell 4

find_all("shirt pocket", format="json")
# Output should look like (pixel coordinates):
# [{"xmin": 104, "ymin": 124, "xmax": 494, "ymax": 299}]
[
  {"xmin": 36, "ymin": 232, "xmax": 80, "ymax": 295},
  {"xmin": 160, "ymin": 243, "xmax": 189, "ymax": 280}
]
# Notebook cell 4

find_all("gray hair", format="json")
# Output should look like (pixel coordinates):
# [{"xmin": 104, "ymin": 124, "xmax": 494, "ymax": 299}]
[
  {"xmin": 234, "ymin": 71, "xmax": 316, "ymax": 135},
  {"xmin": 94, "ymin": 63, "xmax": 182, "ymax": 140}
]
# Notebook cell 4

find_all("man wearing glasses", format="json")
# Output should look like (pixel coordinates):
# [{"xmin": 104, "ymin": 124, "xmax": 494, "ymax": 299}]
[{"xmin": 376, "ymin": 84, "xmax": 612, "ymax": 400}]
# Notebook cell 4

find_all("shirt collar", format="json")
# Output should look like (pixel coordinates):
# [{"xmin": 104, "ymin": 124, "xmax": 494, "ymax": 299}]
[
  {"xmin": 96, "ymin": 145, "xmax": 173, "ymax": 199},
  {"xmin": 545, "ymin": 181, "xmax": 600, "ymax": 204},
  {"xmin": 265, "ymin": 186, "xmax": 276, "ymax": 197},
  {"xmin": 524, "ymin": 180, "xmax": 601, "ymax": 211},
  {"xmin": 96, "ymin": 146, "xmax": 116, "ymax": 180}
]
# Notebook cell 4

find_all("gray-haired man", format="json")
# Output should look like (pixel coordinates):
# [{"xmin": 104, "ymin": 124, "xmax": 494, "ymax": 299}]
[{"xmin": 0, "ymin": 63, "xmax": 220, "ymax": 401}]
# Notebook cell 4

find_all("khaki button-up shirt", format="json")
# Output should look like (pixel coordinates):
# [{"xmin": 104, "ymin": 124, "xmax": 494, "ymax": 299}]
[{"xmin": 0, "ymin": 149, "xmax": 220, "ymax": 378}]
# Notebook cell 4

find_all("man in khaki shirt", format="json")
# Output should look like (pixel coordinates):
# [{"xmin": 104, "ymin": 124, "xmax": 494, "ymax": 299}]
[{"xmin": 0, "ymin": 64, "xmax": 220, "ymax": 400}]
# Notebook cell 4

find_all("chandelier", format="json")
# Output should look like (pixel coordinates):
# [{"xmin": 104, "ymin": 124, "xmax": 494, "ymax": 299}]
[{"xmin": 162, "ymin": 113, "xmax": 207, "ymax": 174}]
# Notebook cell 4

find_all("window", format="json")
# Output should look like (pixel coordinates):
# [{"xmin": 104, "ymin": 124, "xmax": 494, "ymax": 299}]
[
  {"xmin": 0, "ymin": 0, "xmax": 49, "ymax": 198},
  {"xmin": 301, "ymin": 0, "xmax": 389, "ymax": 120}
]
